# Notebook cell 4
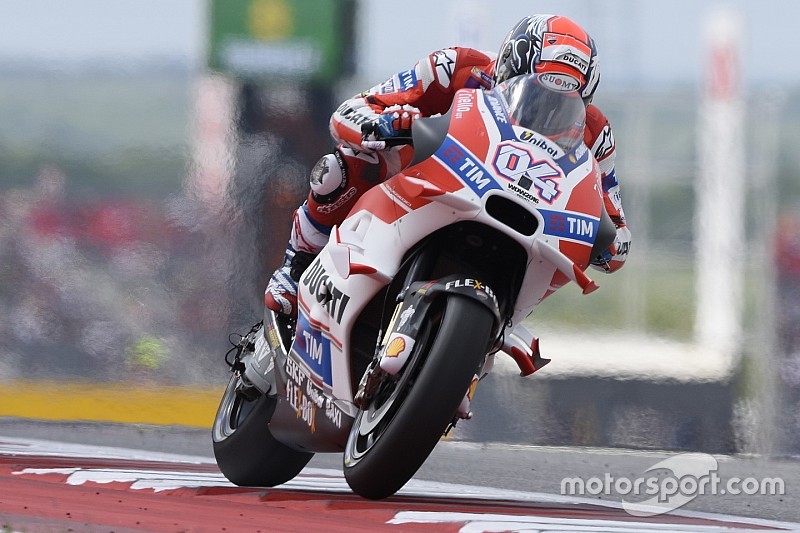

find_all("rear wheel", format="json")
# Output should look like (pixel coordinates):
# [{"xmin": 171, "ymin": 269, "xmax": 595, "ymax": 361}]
[
  {"xmin": 343, "ymin": 295, "xmax": 494, "ymax": 499},
  {"xmin": 212, "ymin": 372, "xmax": 313, "ymax": 487}
]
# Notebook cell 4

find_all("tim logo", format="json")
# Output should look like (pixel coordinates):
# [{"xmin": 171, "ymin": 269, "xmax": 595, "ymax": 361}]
[{"xmin": 492, "ymin": 142, "xmax": 563, "ymax": 203}]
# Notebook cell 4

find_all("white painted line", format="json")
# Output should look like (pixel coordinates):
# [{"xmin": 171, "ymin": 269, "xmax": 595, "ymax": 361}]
[{"xmin": 3, "ymin": 435, "xmax": 798, "ymax": 531}]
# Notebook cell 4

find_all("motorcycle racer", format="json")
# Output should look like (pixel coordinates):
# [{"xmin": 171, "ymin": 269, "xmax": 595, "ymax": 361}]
[{"xmin": 265, "ymin": 14, "xmax": 631, "ymax": 317}]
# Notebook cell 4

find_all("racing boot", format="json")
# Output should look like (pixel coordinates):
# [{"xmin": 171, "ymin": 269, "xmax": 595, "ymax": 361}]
[{"xmin": 264, "ymin": 205, "xmax": 331, "ymax": 317}]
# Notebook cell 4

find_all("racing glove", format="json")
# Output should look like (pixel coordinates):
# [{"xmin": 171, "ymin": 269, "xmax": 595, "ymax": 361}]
[
  {"xmin": 363, "ymin": 104, "xmax": 420, "ymax": 142},
  {"xmin": 590, "ymin": 224, "xmax": 631, "ymax": 273}
]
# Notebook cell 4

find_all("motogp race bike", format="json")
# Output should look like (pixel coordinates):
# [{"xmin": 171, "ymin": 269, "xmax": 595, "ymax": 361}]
[{"xmin": 212, "ymin": 73, "xmax": 616, "ymax": 499}]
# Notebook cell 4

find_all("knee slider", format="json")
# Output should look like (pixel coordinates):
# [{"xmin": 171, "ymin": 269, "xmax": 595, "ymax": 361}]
[{"xmin": 309, "ymin": 151, "xmax": 348, "ymax": 203}]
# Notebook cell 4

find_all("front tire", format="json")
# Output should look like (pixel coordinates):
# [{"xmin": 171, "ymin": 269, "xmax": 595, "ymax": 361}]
[
  {"xmin": 343, "ymin": 295, "xmax": 494, "ymax": 499},
  {"xmin": 212, "ymin": 373, "xmax": 313, "ymax": 487}
]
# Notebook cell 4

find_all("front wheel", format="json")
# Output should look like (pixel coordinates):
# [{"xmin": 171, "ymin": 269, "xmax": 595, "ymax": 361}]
[
  {"xmin": 343, "ymin": 295, "xmax": 494, "ymax": 499},
  {"xmin": 212, "ymin": 372, "xmax": 313, "ymax": 487}
]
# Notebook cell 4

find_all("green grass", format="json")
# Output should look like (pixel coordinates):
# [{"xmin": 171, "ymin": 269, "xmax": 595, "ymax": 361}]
[
  {"xmin": 528, "ymin": 256, "xmax": 778, "ymax": 348},
  {"xmin": 529, "ymin": 261, "xmax": 696, "ymax": 340}
]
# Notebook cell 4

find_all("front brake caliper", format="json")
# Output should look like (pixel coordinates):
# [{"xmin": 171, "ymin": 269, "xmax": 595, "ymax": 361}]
[{"xmin": 353, "ymin": 358, "xmax": 389, "ymax": 410}]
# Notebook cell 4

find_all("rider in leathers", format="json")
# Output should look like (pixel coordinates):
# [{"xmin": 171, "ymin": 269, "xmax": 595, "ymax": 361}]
[{"xmin": 265, "ymin": 14, "xmax": 632, "ymax": 317}]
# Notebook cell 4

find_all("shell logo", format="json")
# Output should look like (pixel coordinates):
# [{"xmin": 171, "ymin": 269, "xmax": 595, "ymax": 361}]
[{"xmin": 385, "ymin": 336, "xmax": 406, "ymax": 358}]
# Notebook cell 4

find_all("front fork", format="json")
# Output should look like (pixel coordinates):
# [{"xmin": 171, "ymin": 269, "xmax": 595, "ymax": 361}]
[
  {"xmin": 352, "ymin": 240, "xmax": 550, "ymax": 422},
  {"xmin": 353, "ymin": 292, "xmax": 487, "ymax": 421},
  {"xmin": 353, "ymin": 274, "xmax": 504, "ymax": 416},
  {"xmin": 354, "ymin": 241, "xmax": 439, "ymax": 410}
]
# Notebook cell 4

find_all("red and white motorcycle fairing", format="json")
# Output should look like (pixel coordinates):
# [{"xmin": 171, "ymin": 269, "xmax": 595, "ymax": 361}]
[{"xmin": 267, "ymin": 82, "xmax": 609, "ymax": 451}]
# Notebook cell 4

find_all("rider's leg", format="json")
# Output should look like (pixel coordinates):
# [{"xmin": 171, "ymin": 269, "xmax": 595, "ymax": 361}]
[
  {"xmin": 264, "ymin": 147, "xmax": 393, "ymax": 317},
  {"xmin": 264, "ymin": 204, "xmax": 329, "ymax": 316}
]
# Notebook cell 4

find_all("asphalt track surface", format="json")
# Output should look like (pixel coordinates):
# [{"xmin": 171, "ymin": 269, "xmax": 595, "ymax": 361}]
[{"xmin": 1, "ymin": 419, "xmax": 798, "ymax": 532}]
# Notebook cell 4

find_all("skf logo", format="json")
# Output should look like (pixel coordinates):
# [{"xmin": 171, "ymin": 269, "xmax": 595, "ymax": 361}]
[{"xmin": 492, "ymin": 142, "xmax": 563, "ymax": 203}]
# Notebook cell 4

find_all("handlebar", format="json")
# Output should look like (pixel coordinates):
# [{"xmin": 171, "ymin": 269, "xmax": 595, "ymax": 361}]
[{"xmin": 359, "ymin": 137, "xmax": 414, "ymax": 151}]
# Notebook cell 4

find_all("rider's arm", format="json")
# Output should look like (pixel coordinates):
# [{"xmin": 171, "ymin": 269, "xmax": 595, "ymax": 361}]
[
  {"xmin": 330, "ymin": 47, "xmax": 494, "ymax": 149},
  {"xmin": 584, "ymin": 104, "xmax": 631, "ymax": 273}
]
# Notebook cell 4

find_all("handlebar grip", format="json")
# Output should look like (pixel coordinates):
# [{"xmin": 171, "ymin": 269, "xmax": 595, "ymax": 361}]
[
  {"xmin": 360, "ymin": 140, "xmax": 387, "ymax": 151},
  {"xmin": 359, "ymin": 137, "xmax": 414, "ymax": 151}
]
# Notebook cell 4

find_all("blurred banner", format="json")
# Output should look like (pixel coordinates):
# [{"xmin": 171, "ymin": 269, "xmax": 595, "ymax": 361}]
[{"xmin": 209, "ymin": 0, "xmax": 355, "ymax": 82}]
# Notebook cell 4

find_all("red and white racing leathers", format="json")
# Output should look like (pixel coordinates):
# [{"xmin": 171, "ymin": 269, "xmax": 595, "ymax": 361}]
[
  {"xmin": 295, "ymin": 46, "xmax": 629, "ymax": 272},
  {"xmin": 267, "ymin": 46, "xmax": 631, "ymax": 317}
]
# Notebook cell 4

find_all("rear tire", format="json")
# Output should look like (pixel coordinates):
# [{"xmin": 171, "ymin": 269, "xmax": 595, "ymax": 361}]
[
  {"xmin": 212, "ymin": 373, "xmax": 313, "ymax": 487},
  {"xmin": 343, "ymin": 295, "xmax": 494, "ymax": 499}
]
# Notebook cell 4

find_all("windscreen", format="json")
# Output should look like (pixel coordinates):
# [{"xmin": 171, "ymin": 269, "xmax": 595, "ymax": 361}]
[{"xmin": 496, "ymin": 74, "xmax": 586, "ymax": 152}]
